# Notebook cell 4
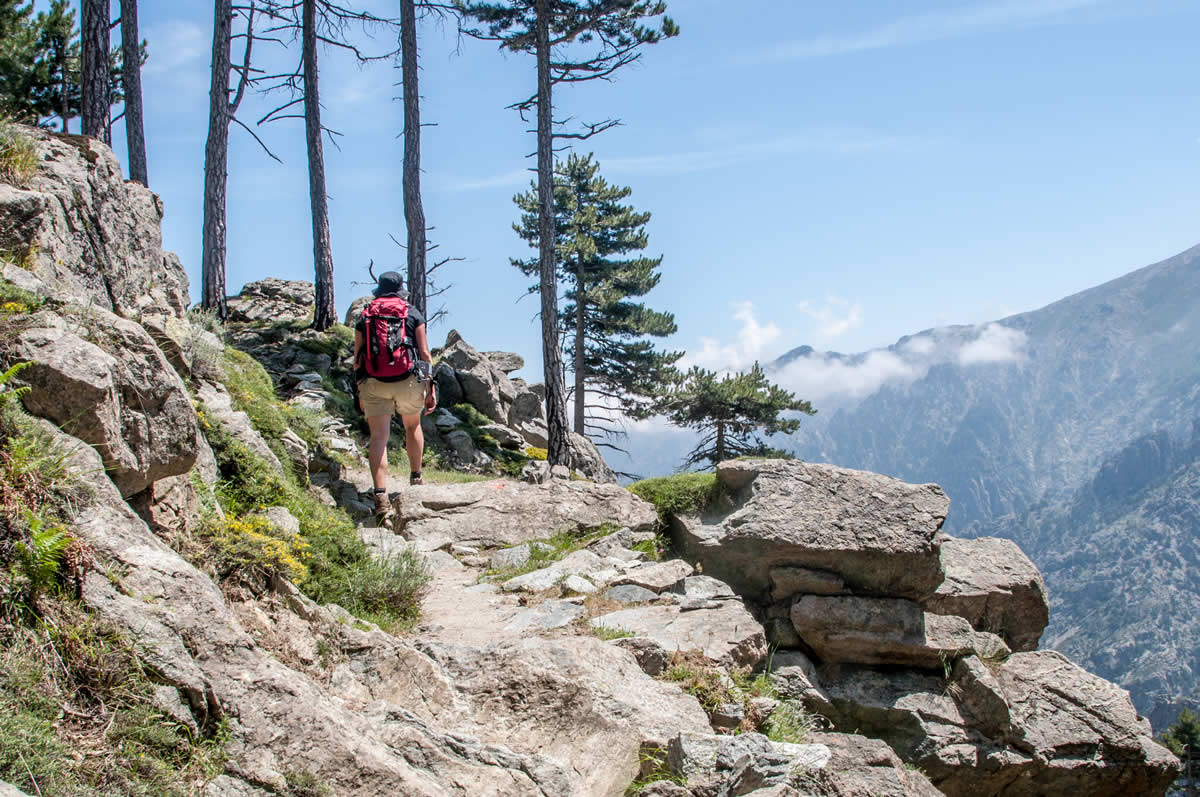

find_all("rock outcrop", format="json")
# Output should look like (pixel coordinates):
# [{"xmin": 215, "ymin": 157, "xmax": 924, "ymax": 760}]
[
  {"xmin": 0, "ymin": 128, "xmax": 188, "ymax": 319},
  {"xmin": 666, "ymin": 457, "xmax": 1176, "ymax": 797},
  {"xmin": 226, "ymin": 278, "xmax": 315, "ymax": 325}
]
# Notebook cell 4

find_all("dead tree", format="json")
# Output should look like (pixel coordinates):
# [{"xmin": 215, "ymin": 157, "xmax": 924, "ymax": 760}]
[
  {"xmin": 455, "ymin": 0, "xmax": 678, "ymax": 467},
  {"xmin": 201, "ymin": 0, "xmax": 278, "ymax": 318},
  {"xmin": 119, "ymin": 0, "xmax": 147, "ymax": 185}
]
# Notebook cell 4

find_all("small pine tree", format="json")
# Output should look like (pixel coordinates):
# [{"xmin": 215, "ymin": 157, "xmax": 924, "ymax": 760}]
[
  {"xmin": 661, "ymin": 363, "xmax": 815, "ymax": 469},
  {"xmin": 0, "ymin": 1, "xmax": 41, "ymax": 123},
  {"xmin": 513, "ymin": 153, "xmax": 681, "ymax": 443},
  {"xmin": 1161, "ymin": 709, "xmax": 1200, "ymax": 797}
]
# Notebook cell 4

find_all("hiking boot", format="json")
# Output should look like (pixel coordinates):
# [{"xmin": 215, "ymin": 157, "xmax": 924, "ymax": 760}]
[
  {"xmin": 373, "ymin": 492, "xmax": 394, "ymax": 521},
  {"xmin": 409, "ymin": 472, "xmax": 425, "ymax": 486}
]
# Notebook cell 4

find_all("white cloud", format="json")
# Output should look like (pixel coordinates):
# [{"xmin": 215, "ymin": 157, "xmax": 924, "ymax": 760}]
[
  {"xmin": 754, "ymin": 0, "xmax": 1108, "ymax": 62},
  {"xmin": 772, "ymin": 323, "xmax": 1028, "ymax": 404},
  {"xmin": 957, "ymin": 323, "xmax": 1028, "ymax": 364},
  {"xmin": 797, "ymin": 296, "xmax": 863, "ymax": 340},
  {"xmin": 682, "ymin": 301, "xmax": 781, "ymax": 373}
]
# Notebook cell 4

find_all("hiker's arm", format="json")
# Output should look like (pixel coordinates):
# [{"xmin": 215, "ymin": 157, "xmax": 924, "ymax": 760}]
[{"xmin": 415, "ymin": 323, "xmax": 436, "ymax": 411}]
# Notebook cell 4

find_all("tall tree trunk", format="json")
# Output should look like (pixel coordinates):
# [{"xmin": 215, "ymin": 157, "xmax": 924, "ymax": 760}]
[
  {"xmin": 304, "ymin": 0, "xmax": 335, "ymax": 331},
  {"xmin": 715, "ymin": 421, "xmax": 725, "ymax": 464},
  {"xmin": 535, "ymin": 0, "xmax": 570, "ymax": 467},
  {"xmin": 400, "ymin": 0, "xmax": 427, "ymax": 318},
  {"xmin": 80, "ymin": 0, "xmax": 109, "ymax": 143},
  {"xmin": 201, "ymin": 0, "xmax": 234, "ymax": 319},
  {"xmin": 120, "ymin": 0, "xmax": 147, "ymax": 186},
  {"xmin": 59, "ymin": 44, "xmax": 69, "ymax": 133},
  {"xmin": 574, "ymin": 252, "xmax": 586, "ymax": 435}
]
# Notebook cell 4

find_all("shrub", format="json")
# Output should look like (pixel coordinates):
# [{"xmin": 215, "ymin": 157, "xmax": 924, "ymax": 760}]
[
  {"xmin": 221, "ymin": 348, "xmax": 290, "ymax": 440},
  {"xmin": 200, "ymin": 514, "xmax": 310, "ymax": 585},
  {"xmin": 0, "ymin": 119, "xmax": 37, "ymax": 187},
  {"xmin": 525, "ymin": 446, "xmax": 548, "ymax": 460},
  {"xmin": 629, "ymin": 472, "xmax": 720, "ymax": 525}
]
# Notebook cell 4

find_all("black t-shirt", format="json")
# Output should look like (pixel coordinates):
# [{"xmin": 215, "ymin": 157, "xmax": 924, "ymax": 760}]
[{"xmin": 355, "ymin": 298, "xmax": 426, "ymax": 382}]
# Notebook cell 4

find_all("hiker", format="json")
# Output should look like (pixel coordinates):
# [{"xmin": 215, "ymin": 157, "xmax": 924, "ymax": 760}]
[{"xmin": 353, "ymin": 271, "xmax": 436, "ymax": 517}]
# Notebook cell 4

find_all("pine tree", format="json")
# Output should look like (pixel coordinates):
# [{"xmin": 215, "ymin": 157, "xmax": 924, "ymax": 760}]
[
  {"xmin": 31, "ymin": 1, "xmax": 80, "ymax": 132},
  {"xmin": 456, "ymin": 0, "xmax": 677, "ymax": 467},
  {"xmin": 119, "ymin": 0, "xmax": 147, "ymax": 184},
  {"xmin": 79, "ymin": 0, "xmax": 109, "ymax": 142},
  {"xmin": 513, "ymin": 152, "xmax": 680, "ymax": 444},
  {"xmin": 660, "ymin": 363, "xmax": 816, "ymax": 469},
  {"xmin": 1162, "ymin": 709, "xmax": 1200, "ymax": 797},
  {"xmin": 0, "ymin": 1, "xmax": 41, "ymax": 123}
]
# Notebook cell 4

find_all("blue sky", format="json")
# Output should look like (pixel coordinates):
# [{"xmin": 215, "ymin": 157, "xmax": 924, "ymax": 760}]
[{"xmin": 75, "ymin": 0, "xmax": 1200, "ymax": 393}]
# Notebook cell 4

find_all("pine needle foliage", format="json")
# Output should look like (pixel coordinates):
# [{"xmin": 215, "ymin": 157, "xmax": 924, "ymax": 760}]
[
  {"xmin": 513, "ymin": 153, "xmax": 681, "ymax": 441},
  {"xmin": 659, "ymin": 363, "xmax": 815, "ymax": 469}
]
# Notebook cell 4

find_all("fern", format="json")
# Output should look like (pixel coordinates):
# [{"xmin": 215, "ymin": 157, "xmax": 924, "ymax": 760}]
[
  {"xmin": 0, "ymin": 361, "xmax": 30, "ymax": 408},
  {"xmin": 12, "ymin": 512, "xmax": 70, "ymax": 612}
]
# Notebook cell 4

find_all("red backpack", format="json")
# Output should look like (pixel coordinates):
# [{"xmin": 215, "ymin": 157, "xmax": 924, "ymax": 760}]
[{"xmin": 360, "ymin": 296, "xmax": 415, "ymax": 378}]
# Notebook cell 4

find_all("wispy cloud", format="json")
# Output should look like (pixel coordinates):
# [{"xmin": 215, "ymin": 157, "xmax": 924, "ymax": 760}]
[
  {"xmin": 774, "ymin": 322, "xmax": 1028, "ymax": 403},
  {"xmin": 682, "ymin": 302, "xmax": 781, "ymax": 373},
  {"xmin": 439, "ymin": 168, "xmax": 533, "ymax": 192},
  {"xmin": 753, "ymin": 0, "xmax": 1109, "ymax": 62},
  {"xmin": 604, "ymin": 129, "xmax": 932, "ymax": 177},
  {"xmin": 144, "ymin": 21, "xmax": 208, "ymax": 75},
  {"xmin": 797, "ymin": 296, "xmax": 863, "ymax": 341}
]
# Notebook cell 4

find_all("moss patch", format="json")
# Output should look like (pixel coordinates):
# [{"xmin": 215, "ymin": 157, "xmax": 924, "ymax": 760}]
[{"xmin": 629, "ymin": 472, "xmax": 720, "ymax": 525}]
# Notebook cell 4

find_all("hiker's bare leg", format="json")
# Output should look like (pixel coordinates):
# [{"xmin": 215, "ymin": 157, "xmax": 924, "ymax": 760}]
[
  {"xmin": 367, "ymin": 413, "xmax": 393, "ymax": 490},
  {"xmin": 402, "ymin": 413, "xmax": 423, "ymax": 475}
]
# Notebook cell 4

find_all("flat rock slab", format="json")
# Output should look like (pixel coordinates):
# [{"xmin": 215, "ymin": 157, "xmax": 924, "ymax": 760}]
[
  {"xmin": 673, "ymin": 459, "xmax": 947, "ymax": 602},
  {"xmin": 791, "ymin": 595, "xmax": 1009, "ymax": 669},
  {"xmin": 503, "ymin": 599, "xmax": 585, "ymax": 632},
  {"xmin": 611, "ymin": 560, "xmax": 694, "ymax": 593},
  {"xmin": 399, "ymin": 478, "xmax": 656, "ymax": 550},
  {"xmin": 922, "ymin": 535, "xmax": 1049, "ymax": 652},
  {"xmin": 591, "ymin": 601, "xmax": 767, "ymax": 668}
]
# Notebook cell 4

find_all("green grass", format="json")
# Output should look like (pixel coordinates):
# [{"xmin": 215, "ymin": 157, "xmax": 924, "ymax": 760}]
[
  {"xmin": 0, "ymin": 278, "xmax": 43, "ymax": 316},
  {"xmin": 199, "ymin": 367, "xmax": 432, "ymax": 633},
  {"xmin": 0, "ymin": 118, "xmax": 37, "ymax": 187},
  {"xmin": 764, "ymin": 699, "xmax": 820, "ymax": 744},
  {"xmin": 629, "ymin": 472, "xmax": 720, "ymax": 525},
  {"xmin": 483, "ymin": 525, "xmax": 616, "ymax": 582}
]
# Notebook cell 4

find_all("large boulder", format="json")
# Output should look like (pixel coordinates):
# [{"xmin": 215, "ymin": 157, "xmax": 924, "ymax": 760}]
[
  {"xmin": 9, "ymin": 307, "xmax": 198, "ymax": 497},
  {"xmin": 396, "ymin": 478, "xmax": 657, "ymax": 550},
  {"xmin": 227, "ymin": 278, "xmax": 314, "ymax": 324},
  {"xmin": 195, "ymin": 381, "xmax": 284, "ymax": 476},
  {"xmin": 439, "ymin": 333, "xmax": 518, "ymax": 423},
  {"xmin": 570, "ymin": 431, "xmax": 617, "ymax": 484},
  {"xmin": 0, "ymin": 127, "xmax": 189, "ymax": 319},
  {"xmin": 790, "ymin": 594, "xmax": 1010, "ymax": 669},
  {"xmin": 672, "ymin": 459, "xmax": 947, "ymax": 603},
  {"xmin": 796, "ymin": 652, "xmax": 1179, "ymax": 797},
  {"xmin": 921, "ymin": 535, "xmax": 1049, "ymax": 652}
]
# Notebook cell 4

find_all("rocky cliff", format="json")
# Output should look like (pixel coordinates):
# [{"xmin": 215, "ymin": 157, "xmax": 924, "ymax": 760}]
[{"xmin": 0, "ymin": 125, "xmax": 1180, "ymax": 796}]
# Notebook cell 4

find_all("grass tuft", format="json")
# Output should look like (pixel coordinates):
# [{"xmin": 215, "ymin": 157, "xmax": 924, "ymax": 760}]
[
  {"xmin": 629, "ymin": 472, "xmax": 720, "ymax": 526},
  {"xmin": 0, "ymin": 119, "xmax": 37, "ymax": 187}
]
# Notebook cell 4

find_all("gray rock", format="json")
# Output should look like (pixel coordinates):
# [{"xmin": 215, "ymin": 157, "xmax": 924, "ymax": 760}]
[
  {"xmin": 480, "ymin": 422, "xmax": 526, "ymax": 449},
  {"xmin": 343, "ymin": 295, "xmax": 371, "ymax": 326},
  {"xmin": 790, "ymin": 594, "xmax": 1010, "ymax": 669},
  {"xmin": 260, "ymin": 506, "xmax": 302, "ymax": 538},
  {"xmin": 398, "ymin": 478, "xmax": 657, "ymax": 550},
  {"xmin": 227, "ymin": 278, "xmax": 314, "ymax": 324},
  {"xmin": 804, "ymin": 732, "xmax": 946, "ymax": 797},
  {"xmin": 491, "ymin": 543, "xmax": 531, "ymax": 570},
  {"xmin": 667, "ymin": 731, "xmax": 831, "ymax": 795},
  {"xmin": 612, "ymin": 560, "xmax": 695, "ymax": 593},
  {"xmin": 591, "ymin": 601, "xmax": 767, "ymax": 668},
  {"xmin": 672, "ymin": 575, "xmax": 736, "ymax": 601},
  {"xmin": 674, "ymin": 459, "xmax": 947, "ymax": 602},
  {"xmin": 813, "ymin": 652, "xmax": 1179, "ymax": 797},
  {"xmin": 445, "ymin": 429, "xmax": 492, "ymax": 468},
  {"xmin": 11, "ymin": 308, "xmax": 199, "ymax": 497},
  {"xmin": 0, "ymin": 128, "xmax": 189, "ymax": 320},
  {"xmin": 606, "ymin": 584, "xmax": 659, "ymax": 603},
  {"xmin": 769, "ymin": 566, "xmax": 845, "ymax": 601},
  {"xmin": 508, "ymin": 385, "xmax": 546, "ymax": 427},
  {"xmin": 432, "ymin": 408, "xmax": 461, "ymax": 431},
  {"xmin": 614, "ymin": 637, "xmax": 671, "ymax": 677},
  {"xmin": 484, "ymin": 351, "xmax": 524, "ymax": 373},
  {"xmin": 196, "ymin": 382, "xmax": 284, "ymax": 476},
  {"xmin": 922, "ymin": 534, "xmax": 1049, "ymax": 653},
  {"xmin": 561, "ymin": 574, "xmax": 598, "ymax": 594},
  {"xmin": 520, "ymin": 460, "xmax": 551, "ymax": 484},
  {"xmin": 432, "ymin": 360, "xmax": 464, "ymax": 408},
  {"xmin": 0, "ymin": 782, "xmax": 34, "ymax": 797},
  {"xmin": 569, "ymin": 432, "xmax": 618, "ymax": 484},
  {"xmin": 768, "ymin": 651, "xmax": 830, "ymax": 707},
  {"xmin": 441, "ymin": 335, "xmax": 517, "ymax": 424},
  {"xmin": 280, "ymin": 427, "xmax": 309, "ymax": 475},
  {"xmin": 587, "ymin": 527, "xmax": 635, "ymax": 558},
  {"xmin": 501, "ymin": 550, "xmax": 610, "ymax": 593},
  {"xmin": 129, "ymin": 474, "xmax": 200, "ymax": 538},
  {"xmin": 504, "ymin": 599, "xmax": 585, "ymax": 632}
]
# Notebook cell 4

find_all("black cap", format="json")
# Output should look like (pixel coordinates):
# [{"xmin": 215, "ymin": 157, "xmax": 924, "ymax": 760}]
[{"xmin": 373, "ymin": 271, "xmax": 404, "ymax": 297}]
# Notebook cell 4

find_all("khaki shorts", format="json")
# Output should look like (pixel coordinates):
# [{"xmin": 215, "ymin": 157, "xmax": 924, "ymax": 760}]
[{"xmin": 359, "ymin": 376, "xmax": 425, "ymax": 418}]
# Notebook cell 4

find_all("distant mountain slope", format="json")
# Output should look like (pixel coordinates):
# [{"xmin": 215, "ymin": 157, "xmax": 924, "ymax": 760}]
[
  {"xmin": 786, "ymin": 243, "xmax": 1200, "ymax": 536},
  {"xmin": 780, "ymin": 243, "xmax": 1200, "ymax": 724}
]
